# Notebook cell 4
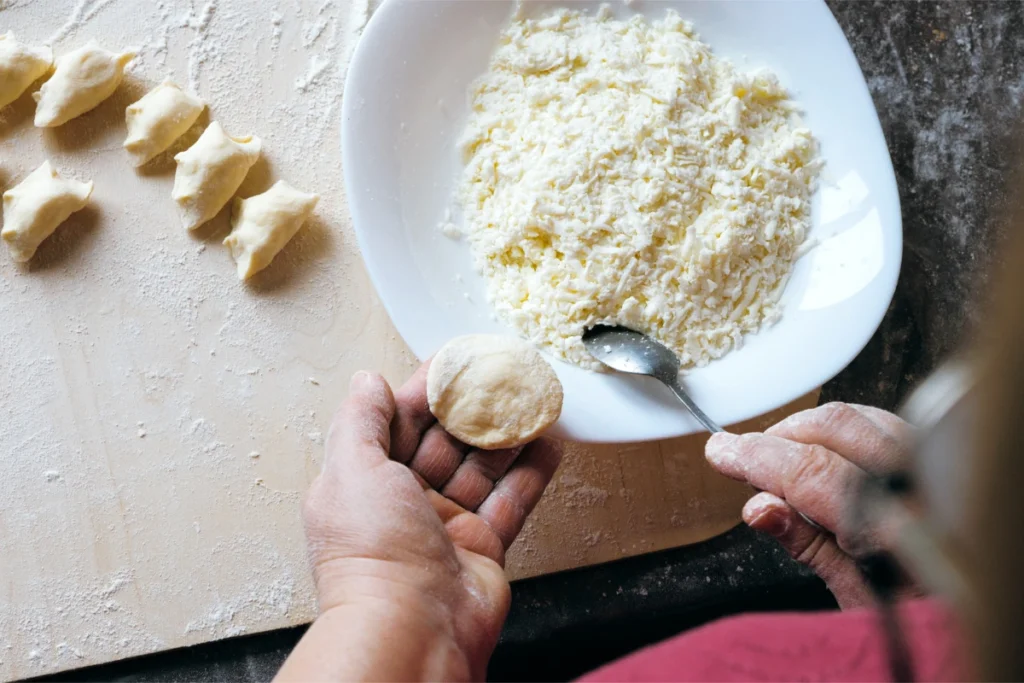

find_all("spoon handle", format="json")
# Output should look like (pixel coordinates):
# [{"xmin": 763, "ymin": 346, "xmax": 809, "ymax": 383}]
[{"xmin": 664, "ymin": 376, "xmax": 723, "ymax": 434}]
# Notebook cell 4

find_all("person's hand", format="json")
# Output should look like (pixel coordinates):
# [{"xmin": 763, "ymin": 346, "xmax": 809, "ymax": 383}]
[
  {"xmin": 704, "ymin": 402, "xmax": 914, "ymax": 609},
  {"xmin": 277, "ymin": 364, "xmax": 562, "ymax": 682}
]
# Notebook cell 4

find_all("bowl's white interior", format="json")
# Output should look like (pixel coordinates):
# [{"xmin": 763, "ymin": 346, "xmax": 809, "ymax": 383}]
[{"xmin": 342, "ymin": 0, "xmax": 902, "ymax": 442}]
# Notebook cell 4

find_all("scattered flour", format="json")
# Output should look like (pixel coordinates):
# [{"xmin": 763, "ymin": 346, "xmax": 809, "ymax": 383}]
[
  {"xmin": 302, "ymin": 17, "xmax": 328, "ymax": 47},
  {"xmin": 0, "ymin": 569, "xmax": 164, "ymax": 675},
  {"xmin": 270, "ymin": 9, "xmax": 284, "ymax": 53},
  {"xmin": 180, "ymin": 0, "xmax": 218, "ymax": 94},
  {"xmin": 295, "ymin": 53, "xmax": 331, "ymax": 92},
  {"xmin": 0, "ymin": 0, "xmax": 372, "ymax": 678},
  {"xmin": 49, "ymin": 0, "xmax": 119, "ymax": 43}
]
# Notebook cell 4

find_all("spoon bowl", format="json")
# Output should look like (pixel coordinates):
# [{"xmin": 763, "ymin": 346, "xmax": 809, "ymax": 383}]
[{"xmin": 582, "ymin": 325, "xmax": 723, "ymax": 434}]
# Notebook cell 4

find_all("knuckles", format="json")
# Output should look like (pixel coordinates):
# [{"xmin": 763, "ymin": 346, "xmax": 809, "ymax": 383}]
[
  {"xmin": 816, "ymin": 401, "xmax": 860, "ymax": 431},
  {"xmin": 788, "ymin": 443, "xmax": 839, "ymax": 492}
]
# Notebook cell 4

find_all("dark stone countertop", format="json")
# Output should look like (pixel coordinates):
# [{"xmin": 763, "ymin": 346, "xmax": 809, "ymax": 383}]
[{"xmin": 43, "ymin": 2, "xmax": 1020, "ymax": 680}]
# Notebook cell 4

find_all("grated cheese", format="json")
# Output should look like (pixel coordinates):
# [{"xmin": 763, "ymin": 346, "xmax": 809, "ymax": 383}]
[{"xmin": 454, "ymin": 7, "xmax": 820, "ymax": 370}]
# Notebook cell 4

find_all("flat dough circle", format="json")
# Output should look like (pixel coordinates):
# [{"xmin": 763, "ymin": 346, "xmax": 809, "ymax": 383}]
[{"xmin": 426, "ymin": 334, "xmax": 563, "ymax": 450}]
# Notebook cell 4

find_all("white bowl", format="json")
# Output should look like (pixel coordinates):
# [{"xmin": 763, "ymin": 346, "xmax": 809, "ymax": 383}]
[{"xmin": 342, "ymin": 0, "xmax": 902, "ymax": 443}]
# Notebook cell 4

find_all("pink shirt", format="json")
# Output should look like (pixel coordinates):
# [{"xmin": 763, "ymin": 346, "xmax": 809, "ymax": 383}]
[{"xmin": 581, "ymin": 599, "xmax": 964, "ymax": 682}]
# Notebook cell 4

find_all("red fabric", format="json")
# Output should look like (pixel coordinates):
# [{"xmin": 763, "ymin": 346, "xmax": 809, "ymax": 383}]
[{"xmin": 580, "ymin": 599, "xmax": 964, "ymax": 682}]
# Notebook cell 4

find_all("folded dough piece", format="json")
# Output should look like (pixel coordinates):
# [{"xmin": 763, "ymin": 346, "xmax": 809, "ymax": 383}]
[
  {"xmin": 2, "ymin": 161, "xmax": 93, "ymax": 263},
  {"xmin": 124, "ymin": 80, "xmax": 206, "ymax": 166},
  {"xmin": 224, "ymin": 180, "xmax": 320, "ymax": 280},
  {"xmin": 172, "ymin": 121, "xmax": 262, "ymax": 230},
  {"xmin": 0, "ymin": 32, "xmax": 53, "ymax": 109},
  {"xmin": 34, "ymin": 42, "xmax": 135, "ymax": 127}
]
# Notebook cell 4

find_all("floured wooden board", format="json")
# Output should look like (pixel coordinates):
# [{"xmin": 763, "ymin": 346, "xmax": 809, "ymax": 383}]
[
  {"xmin": 505, "ymin": 392, "xmax": 818, "ymax": 580},
  {"xmin": 0, "ymin": 1, "xmax": 819, "ymax": 679}
]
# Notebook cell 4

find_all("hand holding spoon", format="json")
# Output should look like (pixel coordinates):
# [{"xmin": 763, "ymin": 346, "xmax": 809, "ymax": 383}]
[{"xmin": 583, "ymin": 325, "xmax": 832, "ymax": 531}]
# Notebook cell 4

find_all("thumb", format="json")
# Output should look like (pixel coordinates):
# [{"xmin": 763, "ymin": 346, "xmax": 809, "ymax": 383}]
[
  {"xmin": 743, "ymin": 492, "xmax": 874, "ymax": 610},
  {"xmin": 324, "ymin": 371, "xmax": 396, "ymax": 474}
]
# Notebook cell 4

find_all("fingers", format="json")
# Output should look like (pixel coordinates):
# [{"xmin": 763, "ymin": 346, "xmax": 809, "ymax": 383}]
[
  {"xmin": 705, "ymin": 432, "xmax": 862, "ymax": 532},
  {"xmin": 766, "ymin": 402, "xmax": 910, "ymax": 473},
  {"xmin": 393, "ymin": 356, "xmax": 523, "ymax": 501},
  {"xmin": 323, "ymin": 371, "xmax": 396, "ymax": 474},
  {"xmin": 741, "ymin": 491, "xmax": 800, "ymax": 537},
  {"xmin": 743, "ymin": 492, "xmax": 874, "ymax": 609},
  {"xmin": 407, "ymin": 424, "xmax": 470, "ymax": 488},
  {"xmin": 848, "ymin": 404, "xmax": 915, "ymax": 444},
  {"xmin": 389, "ymin": 360, "xmax": 435, "ymax": 464},
  {"xmin": 440, "ymin": 447, "xmax": 523, "ymax": 512},
  {"xmin": 391, "ymin": 359, "xmax": 469, "ymax": 486},
  {"xmin": 425, "ymin": 490, "xmax": 506, "ymax": 566},
  {"xmin": 476, "ymin": 438, "xmax": 563, "ymax": 549}
]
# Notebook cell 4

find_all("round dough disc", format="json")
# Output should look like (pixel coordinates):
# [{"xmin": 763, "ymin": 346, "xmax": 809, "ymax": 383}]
[{"xmin": 426, "ymin": 334, "xmax": 563, "ymax": 450}]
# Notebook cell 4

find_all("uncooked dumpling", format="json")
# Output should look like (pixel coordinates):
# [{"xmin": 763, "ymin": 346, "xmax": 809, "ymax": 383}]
[
  {"xmin": 124, "ymin": 80, "xmax": 206, "ymax": 167},
  {"xmin": 34, "ymin": 42, "xmax": 135, "ymax": 127},
  {"xmin": 0, "ymin": 32, "xmax": 53, "ymax": 109},
  {"xmin": 2, "ymin": 161, "xmax": 93, "ymax": 263},
  {"xmin": 172, "ymin": 121, "xmax": 261, "ymax": 230},
  {"xmin": 224, "ymin": 180, "xmax": 319, "ymax": 280},
  {"xmin": 426, "ymin": 334, "xmax": 563, "ymax": 450}
]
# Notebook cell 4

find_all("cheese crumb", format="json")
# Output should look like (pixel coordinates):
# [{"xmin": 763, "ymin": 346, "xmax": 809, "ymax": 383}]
[
  {"xmin": 439, "ymin": 207, "xmax": 461, "ymax": 239},
  {"xmin": 455, "ymin": 9, "xmax": 819, "ymax": 369}
]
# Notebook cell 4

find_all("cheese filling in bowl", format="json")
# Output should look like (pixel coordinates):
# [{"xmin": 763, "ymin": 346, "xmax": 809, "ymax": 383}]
[{"xmin": 452, "ymin": 7, "xmax": 820, "ymax": 371}]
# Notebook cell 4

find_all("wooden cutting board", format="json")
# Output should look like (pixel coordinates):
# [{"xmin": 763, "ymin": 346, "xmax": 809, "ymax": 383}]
[{"xmin": 0, "ymin": 1, "xmax": 818, "ymax": 678}]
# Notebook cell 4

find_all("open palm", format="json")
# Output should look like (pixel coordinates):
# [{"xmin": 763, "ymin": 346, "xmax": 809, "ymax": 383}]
[{"xmin": 301, "ymin": 364, "xmax": 562, "ymax": 680}]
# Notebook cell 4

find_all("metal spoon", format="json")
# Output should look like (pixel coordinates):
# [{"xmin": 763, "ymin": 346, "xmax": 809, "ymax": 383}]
[{"xmin": 582, "ymin": 324, "xmax": 722, "ymax": 433}]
